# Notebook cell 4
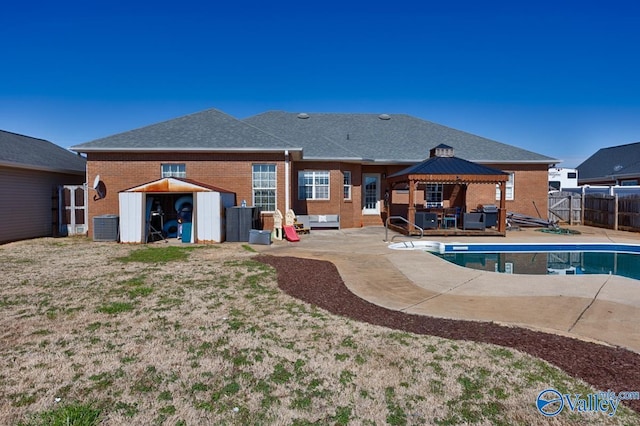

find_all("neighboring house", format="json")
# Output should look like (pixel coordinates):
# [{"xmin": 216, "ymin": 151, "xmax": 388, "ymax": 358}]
[
  {"xmin": 0, "ymin": 130, "xmax": 87, "ymax": 244},
  {"xmin": 70, "ymin": 108, "xmax": 557, "ymax": 242},
  {"xmin": 577, "ymin": 142, "xmax": 640, "ymax": 186}
]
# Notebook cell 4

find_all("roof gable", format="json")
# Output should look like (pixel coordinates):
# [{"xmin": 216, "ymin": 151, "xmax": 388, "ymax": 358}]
[
  {"xmin": 71, "ymin": 108, "xmax": 299, "ymax": 152},
  {"xmin": 0, "ymin": 130, "xmax": 86, "ymax": 174}
]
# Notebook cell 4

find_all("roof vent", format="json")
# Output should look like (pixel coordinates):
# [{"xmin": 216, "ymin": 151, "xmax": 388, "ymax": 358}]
[
  {"xmin": 297, "ymin": 113, "xmax": 310, "ymax": 119},
  {"xmin": 613, "ymin": 164, "xmax": 624, "ymax": 172},
  {"xmin": 378, "ymin": 114, "xmax": 391, "ymax": 120}
]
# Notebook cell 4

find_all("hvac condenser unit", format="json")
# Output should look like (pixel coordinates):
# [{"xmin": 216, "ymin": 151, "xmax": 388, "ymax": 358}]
[{"xmin": 93, "ymin": 214, "xmax": 119, "ymax": 241}]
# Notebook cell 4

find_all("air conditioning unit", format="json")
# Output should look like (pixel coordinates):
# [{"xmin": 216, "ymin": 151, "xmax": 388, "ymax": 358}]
[{"xmin": 93, "ymin": 214, "xmax": 119, "ymax": 241}]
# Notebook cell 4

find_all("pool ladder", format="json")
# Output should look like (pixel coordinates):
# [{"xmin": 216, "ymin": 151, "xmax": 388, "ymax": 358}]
[{"xmin": 384, "ymin": 216, "xmax": 424, "ymax": 242}]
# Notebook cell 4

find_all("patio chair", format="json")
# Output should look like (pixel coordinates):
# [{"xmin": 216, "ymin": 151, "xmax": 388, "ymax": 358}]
[
  {"xmin": 463, "ymin": 212, "xmax": 485, "ymax": 230},
  {"xmin": 443, "ymin": 207, "xmax": 460, "ymax": 229}
]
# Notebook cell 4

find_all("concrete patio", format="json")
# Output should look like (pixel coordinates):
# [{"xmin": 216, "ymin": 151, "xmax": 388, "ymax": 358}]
[{"xmin": 252, "ymin": 225, "xmax": 640, "ymax": 354}]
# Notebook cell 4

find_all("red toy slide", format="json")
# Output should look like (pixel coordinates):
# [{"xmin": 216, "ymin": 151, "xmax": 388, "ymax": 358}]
[{"xmin": 283, "ymin": 226, "xmax": 300, "ymax": 242}]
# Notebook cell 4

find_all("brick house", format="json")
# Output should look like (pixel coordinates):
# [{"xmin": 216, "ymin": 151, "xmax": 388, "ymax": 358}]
[{"xmin": 70, "ymin": 108, "xmax": 557, "ymax": 242}]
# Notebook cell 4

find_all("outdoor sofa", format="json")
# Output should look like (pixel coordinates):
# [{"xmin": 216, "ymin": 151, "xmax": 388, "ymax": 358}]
[{"xmin": 297, "ymin": 214, "xmax": 340, "ymax": 229}]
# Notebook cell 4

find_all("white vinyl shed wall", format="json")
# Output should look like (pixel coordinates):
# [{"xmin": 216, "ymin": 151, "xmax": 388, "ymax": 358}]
[{"xmin": 118, "ymin": 192, "xmax": 145, "ymax": 243}]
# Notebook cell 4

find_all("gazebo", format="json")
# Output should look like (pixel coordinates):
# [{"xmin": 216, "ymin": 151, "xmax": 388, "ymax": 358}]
[{"xmin": 386, "ymin": 145, "xmax": 509, "ymax": 236}]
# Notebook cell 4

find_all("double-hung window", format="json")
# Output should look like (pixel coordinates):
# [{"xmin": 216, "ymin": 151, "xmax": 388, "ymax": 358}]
[
  {"xmin": 161, "ymin": 163, "xmax": 186, "ymax": 178},
  {"xmin": 496, "ymin": 172, "xmax": 515, "ymax": 201},
  {"xmin": 343, "ymin": 171, "xmax": 352, "ymax": 200},
  {"xmin": 252, "ymin": 164, "xmax": 276, "ymax": 212},
  {"xmin": 298, "ymin": 170, "xmax": 330, "ymax": 200}
]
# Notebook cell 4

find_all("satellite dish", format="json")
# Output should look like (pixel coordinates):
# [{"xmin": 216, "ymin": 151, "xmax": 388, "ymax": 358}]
[{"xmin": 92, "ymin": 175, "xmax": 106, "ymax": 200}]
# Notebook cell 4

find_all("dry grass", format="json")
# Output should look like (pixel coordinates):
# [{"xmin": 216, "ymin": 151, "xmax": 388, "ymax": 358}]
[{"xmin": 1, "ymin": 237, "xmax": 638, "ymax": 425}]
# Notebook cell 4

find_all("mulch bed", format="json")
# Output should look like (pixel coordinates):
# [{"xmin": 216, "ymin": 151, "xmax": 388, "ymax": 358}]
[{"xmin": 256, "ymin": 255, "xmax": 640, "ymax": 413}]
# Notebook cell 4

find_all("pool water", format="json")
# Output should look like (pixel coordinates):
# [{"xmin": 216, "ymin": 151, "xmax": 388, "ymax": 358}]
[
  {"xmin": 387, "ymin": 240, "xmax": 640, "ymax": 280},
  {"xmin": 433, "ymin": 251, "xmax": 640, "ymax": 280}
]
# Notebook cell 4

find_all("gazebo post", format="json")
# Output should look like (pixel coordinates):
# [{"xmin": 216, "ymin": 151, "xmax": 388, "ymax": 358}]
[
  {"xmin": 498, "ymin": 180, "xmax": 507, "ymax": 234},
  {"xmin": 408, "ymin": 178, "xmax": 416, "ymax": 232}
]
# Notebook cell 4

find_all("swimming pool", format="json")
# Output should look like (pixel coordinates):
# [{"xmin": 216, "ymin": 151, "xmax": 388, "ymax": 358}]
[{"xmin": 388, "ymin": 241, "xmax": 640, "ymax": 280}]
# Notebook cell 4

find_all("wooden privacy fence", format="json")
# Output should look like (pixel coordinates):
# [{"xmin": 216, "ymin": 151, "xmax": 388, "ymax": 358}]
[
  {"xmin": 583, "ymin": 194, "xmax": 640, "ymax": 231},
  {"xmin": 548, "ymin": 192, "xmax": 582, "ymax": 224},
  {"xmin": 548, "ymin": 192, "xmax": 640, "ymax": 231}
]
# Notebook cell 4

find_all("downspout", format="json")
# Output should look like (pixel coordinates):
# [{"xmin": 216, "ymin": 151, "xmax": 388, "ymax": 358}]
[{"xmin": 284, "ymin": 150, "xmax": 290, "ymax": 213}]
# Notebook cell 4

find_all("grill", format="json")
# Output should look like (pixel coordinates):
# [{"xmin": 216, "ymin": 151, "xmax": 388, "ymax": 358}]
[{"xmin": 479, "ymin": 204, "xmax": 498, "ymax": 228}]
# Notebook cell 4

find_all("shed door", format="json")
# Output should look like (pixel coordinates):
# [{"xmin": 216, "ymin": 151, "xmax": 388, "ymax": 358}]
[
  {"xmin": 119, "ymin": 192, "xmax": 144, "ymax": 243},
  {"xmin": 196, "ymin": 192, "xmax": 222, "ymax": 242}
]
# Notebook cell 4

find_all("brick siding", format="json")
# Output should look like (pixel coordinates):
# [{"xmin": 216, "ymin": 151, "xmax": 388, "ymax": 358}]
[{"xmin": 86, "ymin": 153, "xmax": 550, "ymax": 237}]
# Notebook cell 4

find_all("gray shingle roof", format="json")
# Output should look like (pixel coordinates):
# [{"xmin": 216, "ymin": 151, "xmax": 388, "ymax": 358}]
[
  {"xmin": 70, "ymin": 108, "xmax": 300, "ymax": 152},
  {"xmin": 70, "ymin": 108, "xmax": 558, "ymax": 164},
  {"xmin": 577, "ymin": 142, "xmax": 640, "ymax": 181},
  {"xmin": 245, "ymin": 111, "xmax": 557, "ymax": 164},
  {"xmin": 0, "ymin": 130, "xmax": 86, "ymax": 174}
]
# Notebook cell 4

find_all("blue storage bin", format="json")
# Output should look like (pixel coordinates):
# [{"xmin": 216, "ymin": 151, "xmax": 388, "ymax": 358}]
[
  {"xmin": 181, "ymin": 223, "xmax": 192, "ymax": 243},
  {"xmin": 249, "ymin": 229, "xmax": 271, "ymax": 245}
]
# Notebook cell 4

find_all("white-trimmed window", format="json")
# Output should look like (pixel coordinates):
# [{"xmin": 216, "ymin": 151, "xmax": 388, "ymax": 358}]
[
  {"xmin": 343, "ymin": 171, "xmax": 352, "ymax": 200},
  {"xmin": 496, "ymin": 172, "xmax": 515, "ymax": 201},
  {"xmin": 161, "ymin": 163, "xmax": 186, "ymax": 178},
  {"xmin": 252, "ymin": 164, "xmax": 276, "ymax": 211},
  {"xmin": 298, "ymin": 170, "xmax": 330, "ymax": 200},
  {"xmin": 425, "ymin": 183, "xmax": 443, "ymax": 207}
]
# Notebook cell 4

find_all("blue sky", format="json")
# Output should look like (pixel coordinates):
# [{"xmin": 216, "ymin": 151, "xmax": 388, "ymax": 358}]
[{"xmin": 2, "ymin": 1, "xmax": 639, "ymax": 167}]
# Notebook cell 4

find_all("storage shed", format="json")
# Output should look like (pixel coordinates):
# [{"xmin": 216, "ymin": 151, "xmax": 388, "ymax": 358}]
[{"xmin": 118, "ymin": 178, "xmax": 235, "ymax": 243}]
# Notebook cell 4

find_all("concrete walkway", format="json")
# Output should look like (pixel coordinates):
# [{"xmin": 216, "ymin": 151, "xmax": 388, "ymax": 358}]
[{"xmin": 253, "ymin": 225, "xmax": 640, "ymax": 353}]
